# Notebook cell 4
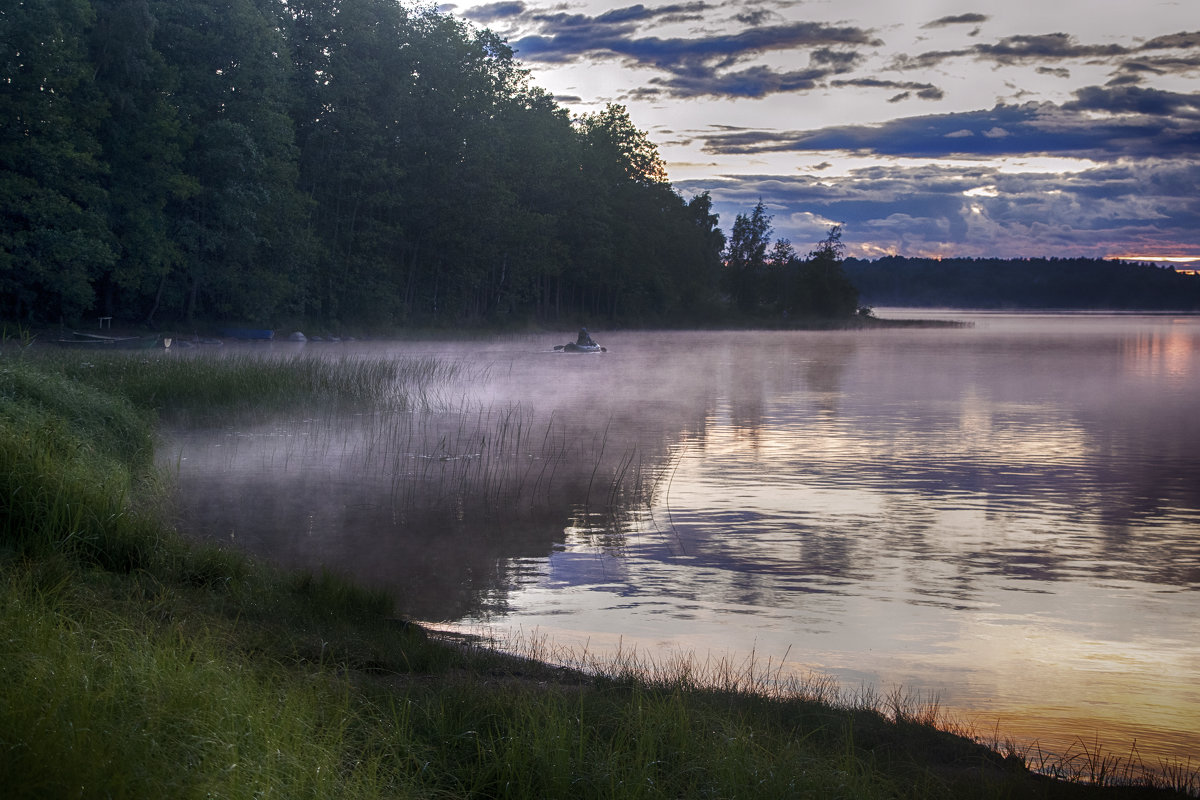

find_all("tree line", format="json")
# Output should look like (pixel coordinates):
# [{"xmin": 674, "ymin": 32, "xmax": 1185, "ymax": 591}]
[
  {"xmin": 723, "ymin": 201, "xmax": 860, "ymax": 322},
  {"xmin": 845, "ymin": 256, "xmax": 1200, "ymax": 311},
  {"xmin": 3, "ymin": 0, "xmax": 749, "ymax": 329}
]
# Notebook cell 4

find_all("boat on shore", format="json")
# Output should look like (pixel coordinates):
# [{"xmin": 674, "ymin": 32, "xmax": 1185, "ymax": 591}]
[{"xmin": 53, "ymin": 331, "xmax": 171, "ymax": 350}]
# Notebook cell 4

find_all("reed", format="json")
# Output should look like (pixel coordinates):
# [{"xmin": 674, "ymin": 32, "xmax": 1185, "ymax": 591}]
[{"xmin": 29, "ymin": 349, "xmax": 459, "ymax": 422}]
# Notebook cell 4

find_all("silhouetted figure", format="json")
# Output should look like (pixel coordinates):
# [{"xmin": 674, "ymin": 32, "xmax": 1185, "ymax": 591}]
[{"xmin": 576, "ymin": 327, "xmax": 596, "ymax": 347}]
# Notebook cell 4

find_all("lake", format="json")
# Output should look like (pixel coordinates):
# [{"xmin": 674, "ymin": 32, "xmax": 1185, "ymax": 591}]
[{"xmin": 164, "ymin": 312, "xmax": 1200, "ymax": 770}]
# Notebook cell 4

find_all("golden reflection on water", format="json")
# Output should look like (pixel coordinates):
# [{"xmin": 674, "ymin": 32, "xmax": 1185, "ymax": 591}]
[{"xmin": 1124, "ymin": 324, "xmax": 1197, "ymax": 381}]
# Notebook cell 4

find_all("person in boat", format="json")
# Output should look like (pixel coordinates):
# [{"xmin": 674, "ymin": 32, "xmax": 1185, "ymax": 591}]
[{"xmin": 576, "ymin": 327, "xmax": 597, "ymax": 347}]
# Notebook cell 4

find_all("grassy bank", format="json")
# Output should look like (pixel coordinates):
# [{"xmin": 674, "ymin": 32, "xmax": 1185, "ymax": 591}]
[{"xmin": 1, "ymin": 351, "xmax": 1193, "ymax": 799}]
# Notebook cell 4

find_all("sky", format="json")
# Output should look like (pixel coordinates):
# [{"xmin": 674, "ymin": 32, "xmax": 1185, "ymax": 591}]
[{"xmin": 440, "ymin": 0, "xmax": 1200, "ymax": 262}]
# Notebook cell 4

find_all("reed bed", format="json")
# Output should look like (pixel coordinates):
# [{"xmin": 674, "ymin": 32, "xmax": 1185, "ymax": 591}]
[
  {"xmin": 29, "ymin": 348, "xmax": 461, "ymax": 421},
  {"xmin": 358, "ymin": 405, "xmax": 662, "ymax": 519}
]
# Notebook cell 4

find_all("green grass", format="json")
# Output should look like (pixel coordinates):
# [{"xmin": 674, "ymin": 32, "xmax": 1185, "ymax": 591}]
[
  {"xmin": 34, "ymin": 349, "xmax": 459, "ymax": 422},
  {"xmin": 1, "ymin": 352, "xmax": 1194, "ymax": 799}
]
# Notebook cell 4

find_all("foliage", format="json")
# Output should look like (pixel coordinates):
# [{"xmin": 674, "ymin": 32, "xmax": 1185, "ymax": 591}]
[
  {"xmin": 724, "ymin": 205, "xmax": 860, "ymax": 322},
  {"xmin": 1, "ymin": 0, "xmax": 725, "ymax": 328},
  {"xmin": 724, "ymin": 200, "xmax": 773, "ymax": 314},
  {"xmin": 792, "ymin": 224, "xmax": 860, "ymax": 319}
]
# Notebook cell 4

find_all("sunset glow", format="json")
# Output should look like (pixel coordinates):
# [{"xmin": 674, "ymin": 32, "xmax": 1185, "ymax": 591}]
[{"xmin": 1112, "ymin": 255, "xmax": 1200, "ymax": 264}]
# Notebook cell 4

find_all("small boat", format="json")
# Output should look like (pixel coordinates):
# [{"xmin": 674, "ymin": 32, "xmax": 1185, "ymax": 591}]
[
  {"xmin": 54, "ymin": 331, "xmax": 170, "ymax": 349},
  {"xmin": 554, "ymin": 342, "xmax": 606, "ymax": 353},
  {"xmin": 221, "ymin": 328, "xmax": 274, "ymax": 340}
]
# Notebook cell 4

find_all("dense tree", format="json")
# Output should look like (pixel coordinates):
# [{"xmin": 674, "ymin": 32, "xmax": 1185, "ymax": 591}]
[
  {"xmin": 724, "ymin": 200, "xmax": 772, "ymax": 314},
  {"xmin": 792, "ymin": 225, "xmax": 859, "ymax": 319},
  {"xmin": 1, "ymin": 0, "xmax": 114, "ymax": 322},
  {"xmin": 1, "ymin": 0, "xmax": 727, "ymax": 329},
  {"xmin": 845, "ymin": 255, "xmax": 1200, "ymax": 310},
  {"xmin": 153, "ymin": 0, "xmax": 311, "ymax": 324},
  {"xmin": 86, "ymin": 0, "xmax": 186, "ymax": 324}
]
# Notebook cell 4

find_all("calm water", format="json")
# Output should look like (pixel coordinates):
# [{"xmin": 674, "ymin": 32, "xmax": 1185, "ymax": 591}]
[{"xmin": 165, "ymin": 313, "xmax": 1200, "ymax": 767}]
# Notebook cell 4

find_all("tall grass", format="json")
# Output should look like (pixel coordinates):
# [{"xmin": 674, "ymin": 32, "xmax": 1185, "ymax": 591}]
[
  {"xmin": 34, "ymin": 349, "xmax": 459, "ymax": 421},
  {"xmin": 352, "ymin": 404, "xmax": 660, "ymax": 521}
]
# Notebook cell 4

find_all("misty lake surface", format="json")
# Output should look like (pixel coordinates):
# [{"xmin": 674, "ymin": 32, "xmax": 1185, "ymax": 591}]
[{"xmin": 164, "ymin": 312, "xmax": 1200, "ymax": 768}]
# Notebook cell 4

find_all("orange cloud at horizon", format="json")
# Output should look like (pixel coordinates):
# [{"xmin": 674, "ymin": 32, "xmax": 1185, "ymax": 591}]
[{"xmin": 1110, "ymin": 255, "xmax": 1200, "ymax": 264}]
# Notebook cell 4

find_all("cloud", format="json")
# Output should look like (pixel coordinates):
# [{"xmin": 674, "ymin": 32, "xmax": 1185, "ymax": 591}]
[
  {"xmin": 891, "ymin": 27, "xmax": 1200, "ymax": 81},
  {"xmin": 1140, "ymin": 31, "xmax": 1200, "ymax": 50},
  {"xmin": 697, "ymin": 88, "xmax": 1200, "ymax": 161},
  {"xmin": 830, "ymin": 78, "xmax": 944, "ymax": 101},
  {"xmin": 511, "ymin": 19, "xmax": 880, "ymax": 68},
  {"xmin": 479, "ymin": 2, "xmax": 880, "ymax": 99},
  {"xmin": 1037, "ymin": 66, "xmax": 1071, "ymax": 78},
  {"xmin": 921, "ymin": 13, "xmax": 989, "ymax": 29},
  {"xmin": 461, "ymin": 1, "xmax": 528, "ymax": 23},
  {"xmin": 508, "ymin": 20, "xmax": 880, "ymax": 98},
  {"xmin": 732, "ymin": 8, "xmax": 777, "ymax": 27},
  {"xmin": 1064, "ymin": 85, "xmax": 1200, "ymax": 116},
  {"xmin": 677, "ymin": 158, "xmax": 1200, "ymax": 260},
  {"xmin": 644, "ymin": 65, "xmax": 828, "ymax": 99},
  {"xmin": 451, "ymin": 1, "xmax": 1200, "ymax": 261},
  {"xmin": 676, "ymin": 76, "xmax": 1200, "ymax": 258},
  {"xmin": 975, "ymin": 33, "xmax": 1127, "ymax": 63}
]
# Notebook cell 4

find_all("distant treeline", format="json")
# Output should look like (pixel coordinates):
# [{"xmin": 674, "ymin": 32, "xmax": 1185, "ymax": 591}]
[
  {"xmin": 3, "ymin": 0, "xmax": 743, "ymax": 329},
  {"xmin": 846, "ymin": 257, "xmax": 1200, "ymax": 311}
]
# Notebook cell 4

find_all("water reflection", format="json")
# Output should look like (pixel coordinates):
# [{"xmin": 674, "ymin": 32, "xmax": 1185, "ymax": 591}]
[{"xmin": 164, "ymin": 317, "xmax": 1200, "ymax": 769}]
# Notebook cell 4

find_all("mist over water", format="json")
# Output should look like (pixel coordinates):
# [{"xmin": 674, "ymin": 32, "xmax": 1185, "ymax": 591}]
[{"xmin": 164, "ymin": 314, "xmax": 1200, "ymax": 768}]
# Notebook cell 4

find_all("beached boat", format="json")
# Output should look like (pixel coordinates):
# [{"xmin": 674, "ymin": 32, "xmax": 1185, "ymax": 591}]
[{"xmin": 54, "ymin": 332, "xmax": 170, "ymax": 349}]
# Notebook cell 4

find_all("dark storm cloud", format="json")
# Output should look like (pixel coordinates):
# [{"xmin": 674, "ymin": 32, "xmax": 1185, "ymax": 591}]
[{"xmin": 698, "ymin": 88, "xmax": 1200, "ymax": 161}]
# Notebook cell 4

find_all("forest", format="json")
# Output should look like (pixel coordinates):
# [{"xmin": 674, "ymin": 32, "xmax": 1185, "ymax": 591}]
[
  {"xmin": 846, "ymin": 257, "xmax": 1200, "ymax": 311},
  {"xmin": 3, "ymin": 0, "xmax": 758, "ymax": 329}
]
